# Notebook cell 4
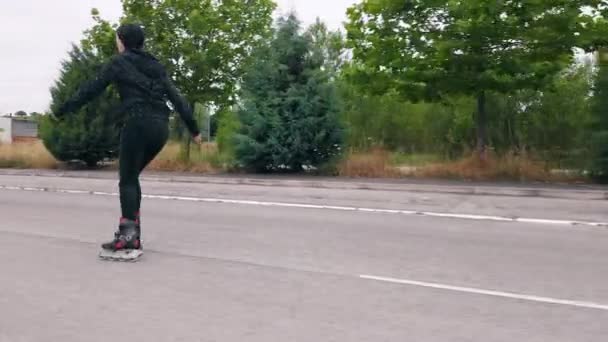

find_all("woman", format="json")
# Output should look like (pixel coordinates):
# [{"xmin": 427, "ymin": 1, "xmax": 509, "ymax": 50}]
[{"xmin": 55, "ymin": 23, "xmax": 201, "ymax": 256}]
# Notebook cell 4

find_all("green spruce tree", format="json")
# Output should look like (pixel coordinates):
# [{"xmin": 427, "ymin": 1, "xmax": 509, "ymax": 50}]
[
  {"xmin": 234, "ymin": 15, "xmax": 343, "ymax": 172},
  {"xmin": 40, "ymin": 44, "xmax": 120, "ymax": 167},
  {"xmin": 40, "ymin": 10, "xmax": 120, "ymax": 167}
]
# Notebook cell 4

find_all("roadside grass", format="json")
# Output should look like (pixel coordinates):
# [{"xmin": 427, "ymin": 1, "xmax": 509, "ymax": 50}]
[{"xmin": 0, "ymin": 141, "xmax": 58, "ymax": 169}]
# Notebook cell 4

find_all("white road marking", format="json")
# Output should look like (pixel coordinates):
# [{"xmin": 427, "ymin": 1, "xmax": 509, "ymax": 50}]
[
  {"xmin": 360, "ymin": 275, "xmax": 608, "ymax": 311},
  {"xmin": 0, "ymin": 185, "xmax": 606, "ymax": 227}
]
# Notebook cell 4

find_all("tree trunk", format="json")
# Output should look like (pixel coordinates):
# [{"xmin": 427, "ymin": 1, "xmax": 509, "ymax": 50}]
[{"xmin": 476, "ymin": 91, "xmax": 488, "ymax": 160}]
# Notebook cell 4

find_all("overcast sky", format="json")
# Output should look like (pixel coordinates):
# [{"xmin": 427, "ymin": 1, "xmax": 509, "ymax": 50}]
[{"xmin": 0, "ymin": 0, "xmax": 357, "ymax": 113}]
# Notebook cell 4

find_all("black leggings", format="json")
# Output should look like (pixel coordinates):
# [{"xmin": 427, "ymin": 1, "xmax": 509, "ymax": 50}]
[{"xmin": 119, "ymin": 117, "xmax": 168, "ymax": 221}]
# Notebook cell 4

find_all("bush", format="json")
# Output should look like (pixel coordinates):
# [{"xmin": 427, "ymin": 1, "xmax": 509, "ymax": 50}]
[
  {"xmin": 339, "ymin": 62, "xmax": 594, "ymax": 169},
  {"xmin": 215, "ymin": 107, "xmax": 241, "ymax": 163}
]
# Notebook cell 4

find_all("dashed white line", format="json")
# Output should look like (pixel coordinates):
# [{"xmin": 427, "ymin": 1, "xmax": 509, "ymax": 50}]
[
  {"xmin": 0, "ymin": 185, "xmax": 606, "ymax": 227},
  {"xmin": 360, "ymin": 275, "xmax": 608, "ymax": 311}
]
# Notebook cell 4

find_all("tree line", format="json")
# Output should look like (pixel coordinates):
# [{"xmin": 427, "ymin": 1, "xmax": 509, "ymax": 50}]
[{"xmin": 40, "ymin": 0, "xmax": 608, "ymax": 181}]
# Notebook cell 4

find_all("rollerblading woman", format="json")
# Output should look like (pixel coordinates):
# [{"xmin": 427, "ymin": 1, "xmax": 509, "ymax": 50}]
[{"xmin": 55, "ymin": 24, "xmax": 201, "ymax": 261}]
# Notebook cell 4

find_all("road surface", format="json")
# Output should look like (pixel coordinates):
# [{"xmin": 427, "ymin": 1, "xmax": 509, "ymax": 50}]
[{"xmin": 0, "ymin": 173, "xmax": 607, "ymax": 341}]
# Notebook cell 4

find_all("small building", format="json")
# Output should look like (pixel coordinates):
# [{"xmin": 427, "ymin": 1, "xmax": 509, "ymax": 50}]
[{"xmin": 0, "ymin": 117, "xmax": 39, "ymax": 143}]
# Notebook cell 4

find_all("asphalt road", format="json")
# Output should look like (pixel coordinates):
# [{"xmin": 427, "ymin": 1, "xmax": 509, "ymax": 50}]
[{"xmin": 0, "ymin": 174, "xmax": 607, "ymax": 341}]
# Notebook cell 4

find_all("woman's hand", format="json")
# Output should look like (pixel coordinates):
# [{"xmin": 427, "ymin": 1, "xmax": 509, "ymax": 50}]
[{"xmin": 193, "ymin": 134, "xmax": 203, "ymax": 145}]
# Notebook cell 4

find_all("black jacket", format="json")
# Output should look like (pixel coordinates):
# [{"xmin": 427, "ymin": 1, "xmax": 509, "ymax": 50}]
[{"xmin": 57, "ymin": 49, "xmax": 200, "ymax": 136}]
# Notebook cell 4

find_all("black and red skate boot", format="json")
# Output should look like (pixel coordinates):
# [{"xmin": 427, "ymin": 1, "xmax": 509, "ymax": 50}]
[{"xmin": 99, "ymin": 218, "xmax": 143, "ymax": 261}]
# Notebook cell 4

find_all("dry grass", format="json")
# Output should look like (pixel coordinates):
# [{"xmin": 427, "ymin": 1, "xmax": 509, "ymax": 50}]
[
  {"xmin": 147, "ymin": 141, "xmax": 220, "ymax": 173},
  {"xmin": 414, "ymin": 151, "xmax": 585, "ymax": 182},
  {"xmin": 337, "ymin": 148, "xmax": 586, "ymax": 183},
  {"xmin": 0, "ymin": 140, "xmax": 588, "ymax": 183},
  {"xmin": 0, "ymin": 141, "xmax": 58, "ymax": 169},
  {"xmin": 337, "ymin": 148, "xmax": 400, "ymax": 178}
]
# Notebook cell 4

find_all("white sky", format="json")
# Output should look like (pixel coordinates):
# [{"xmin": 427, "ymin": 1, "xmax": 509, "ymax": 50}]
[{"xmin": 0, "ymin": 0, "xmax": 357, "ymax": 113}]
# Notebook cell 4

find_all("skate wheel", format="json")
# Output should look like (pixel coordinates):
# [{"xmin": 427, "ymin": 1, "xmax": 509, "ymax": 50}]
[{"xmin": 98, "ymin": 248, "xmax": 143, "ymax": 262}]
